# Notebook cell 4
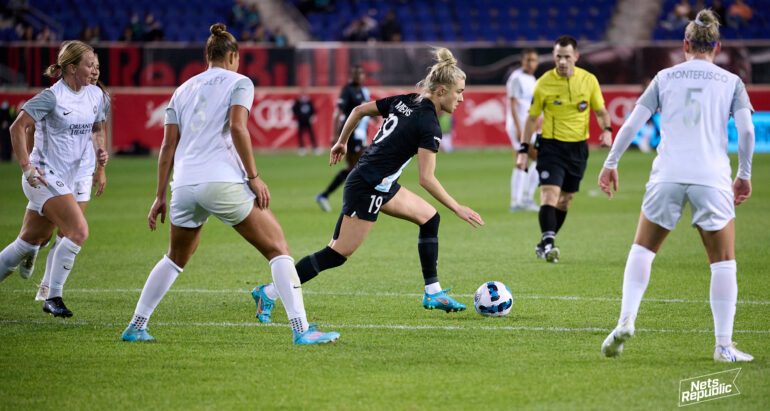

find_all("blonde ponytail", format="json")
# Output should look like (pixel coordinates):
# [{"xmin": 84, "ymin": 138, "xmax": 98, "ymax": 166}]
[
  {"xmin": 685, "ymin": 9, "xmax": 721, "ymax": 53},
  {"xmin": 416, "ymin": 47, "xmax": 466, "ymax": 100}
]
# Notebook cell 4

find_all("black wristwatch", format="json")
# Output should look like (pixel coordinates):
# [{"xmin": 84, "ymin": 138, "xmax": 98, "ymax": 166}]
[
  {"xmin": 518, "ymin": 142, "xmax": 529, "ymax": 154},
  {"xmin": 604, "ymin": 126, "xmax": 613, "ymax": 133}
]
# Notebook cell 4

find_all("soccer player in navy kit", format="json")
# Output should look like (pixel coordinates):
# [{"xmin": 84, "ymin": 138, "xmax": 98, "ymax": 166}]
[
  {"xmin": 252, "ymin": 48, "xmax": 483, "ymax": 319},
  {"xmin": 315, "ymin": 65, "xmax": 370, "ymax": 212}
]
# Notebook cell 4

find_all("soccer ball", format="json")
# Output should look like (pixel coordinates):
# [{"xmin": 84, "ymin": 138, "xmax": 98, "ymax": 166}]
[{"xmin": 474, "ymin": 281, "xmax": 513, "ymax": 317}]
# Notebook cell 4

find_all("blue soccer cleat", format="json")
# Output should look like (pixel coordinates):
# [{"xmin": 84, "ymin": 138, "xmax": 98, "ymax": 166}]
[
  {"xmin": 251, "ymin": 285, "xmax": 275, "ymax": 323},
  {"xmin": 422, "ymin": 288, "xmax": 466, "ymax": 312},
  {"xmin": 293, "ymin": 324, "xmax": 340, "ymax": 345},
  {"xmin": 121, "ymin": 324, "xmax": 155, "ymax": 342}
]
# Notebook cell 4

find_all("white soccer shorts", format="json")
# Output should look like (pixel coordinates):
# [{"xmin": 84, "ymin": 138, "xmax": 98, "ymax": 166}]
[
  {"xmin": 73, "ymin": 177, "xmax": 93, "ymax": 202},
  {"xmin": 169, "ymin": 182, "xmax": 256, "ymax": 228},
  {"xmin": 641, "ymin": 182, "xmax": 735, "ymax": 231},
  {"xmin": 23, "ymin": 171, "xmax": 72, "ymax": 216}
]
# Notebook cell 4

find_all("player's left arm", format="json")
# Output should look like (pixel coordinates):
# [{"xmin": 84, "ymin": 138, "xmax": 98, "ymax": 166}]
[
  {"xmin": 733, "ymin": 107, "xmax": 754, "ymax": 205},
  {"xmin": 90, "ymin": 120, "xmax": 109, "ymax": 167},
  {"xmin": 590, "ymin": 77, "xmax": 612, "ymax": 147},
  {"xmin": 92, "ymin": 120, "xmax": 107, "ymax": 196},
  {"xmin": 417, "ymin": 148, "xmax": 484, "ymax": 228}
]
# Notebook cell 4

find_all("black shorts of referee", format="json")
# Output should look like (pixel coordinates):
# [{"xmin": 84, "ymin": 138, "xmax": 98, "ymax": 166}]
[{"xmin": 535, "ymin": 137, "xmax": 589, "ymax": 193}]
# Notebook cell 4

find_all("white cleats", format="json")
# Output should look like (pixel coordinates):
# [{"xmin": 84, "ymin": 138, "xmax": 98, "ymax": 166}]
[
  {"xmin": 602, "ymin": 317, "xmax": 635, "ymax": 358},
  {"xmin": 35, "ymin": 283, "xmax": 50, "ymax": 301},
  {"xmin": 714, "ymin": 342, "xmax": 754, "ymax": 362}
]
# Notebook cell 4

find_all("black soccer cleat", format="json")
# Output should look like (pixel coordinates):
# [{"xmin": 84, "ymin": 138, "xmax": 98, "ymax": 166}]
[{"xmin": 43, "ymin": 297, "xmax": 73, "ymax": 318}]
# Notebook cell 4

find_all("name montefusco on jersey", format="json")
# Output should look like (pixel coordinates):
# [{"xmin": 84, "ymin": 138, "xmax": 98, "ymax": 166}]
[
  {"xmin": 666, "ymin": 70, "xmax": 729, "ymax": 82},
  {"xmin": 69, "ymin": 123, "xmax": 93, "ymax": 136}
]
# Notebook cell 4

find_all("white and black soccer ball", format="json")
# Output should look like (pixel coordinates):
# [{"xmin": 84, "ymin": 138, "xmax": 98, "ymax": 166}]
[{"xmin": 474, "ymin": 281, "xmax": 513, "ymax": 317}]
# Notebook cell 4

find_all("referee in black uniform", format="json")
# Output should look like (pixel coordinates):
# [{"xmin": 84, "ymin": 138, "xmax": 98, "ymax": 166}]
[{"xmin": 315, "ymin": 65, "xmax": 370, "ymax": 212}]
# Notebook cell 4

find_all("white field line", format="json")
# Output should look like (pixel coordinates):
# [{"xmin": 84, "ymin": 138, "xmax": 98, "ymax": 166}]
[
  {"xmin": 0, "ymin": 319, "xmax": 768, "ymax": 334},
  {"xmin": 4, "ymin": 288, "xmax": 770, "ymax": 305}
]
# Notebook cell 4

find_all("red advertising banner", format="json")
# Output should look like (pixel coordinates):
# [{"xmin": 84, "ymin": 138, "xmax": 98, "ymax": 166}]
[{"xmin": 2, "ymin": 87, "xmax": 769, "ymax": 151}]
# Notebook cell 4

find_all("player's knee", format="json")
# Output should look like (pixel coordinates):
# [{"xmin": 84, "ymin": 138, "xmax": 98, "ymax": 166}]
[
  {"xmin": 420, "ymin": 212, "xmax": 440, "ymax": 238},
  {"xmin": 67, "ymin": 223, "xmax": 89, "ymax": 246}
]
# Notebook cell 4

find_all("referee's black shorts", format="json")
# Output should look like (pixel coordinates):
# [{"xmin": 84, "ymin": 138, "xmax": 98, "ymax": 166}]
[{"xmin": 535, "ymin": 138, "xmax": 589, "ymax": 193}]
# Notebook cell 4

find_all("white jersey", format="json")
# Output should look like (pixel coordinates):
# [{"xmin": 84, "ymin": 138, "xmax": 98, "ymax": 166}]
[
  {"xmin": 165, "ymin": 67, "xmax": 255, "ymax": 189},
  {"xmin": 76, "ymin": 95, "xmax": 110, "ymax": 181},
  {"xmin": 638, "ymin": 59, "xmax": 753, "ymax": 191},
  {"xmin": 23, "ymin": 80, "xmax": 105, "ymax": 186},
  {"xmin": 505, "ymin": 68, "xmax": 536, "ymax": 140}
]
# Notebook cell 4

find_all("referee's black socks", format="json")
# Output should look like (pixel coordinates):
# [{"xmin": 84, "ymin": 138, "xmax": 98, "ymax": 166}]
[
  {"xmin": 418, "ymin": 213, "xmax": 440, "ymax": 285},
  {"xmin": 554, "ymin": 208, "xmax": 567, "ymax": 233},
  {"xmin": 295, "ymin": 247, "xmax": 347, "ymax": 284},
  {"xmin": 539, "ymin": 205, "xmax": 557, "ymax": 246}
]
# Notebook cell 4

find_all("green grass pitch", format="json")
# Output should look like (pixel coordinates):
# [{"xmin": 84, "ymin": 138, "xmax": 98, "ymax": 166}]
[{"xmin": 1, "ymin": 149, "xmax": 768, "ymax": 409}]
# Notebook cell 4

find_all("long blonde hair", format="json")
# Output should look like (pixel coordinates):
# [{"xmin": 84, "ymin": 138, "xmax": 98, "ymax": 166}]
[
  {"xmin": 685, "ymin": 9, "xmax": 721, "ymax": 54},
  {"xmin": 416, "ymin": 48, "xmax": 466, "ymax": 101},
  {"xmin": 44, "ymin": 40, "xmax": 93, "ymax": 78}
]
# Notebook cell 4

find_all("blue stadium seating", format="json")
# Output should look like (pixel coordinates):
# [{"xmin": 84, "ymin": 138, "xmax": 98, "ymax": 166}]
[
  {"xmin": 296, "ymin": 0, "xmax": 617, "ymax": 42},
  {"xmin": 21, "ymin": 0, "xmax": 234, "ymax": 41},
  {"xmin": 654, "ymin": 0, "xmax": 769, "ymax": 40}
]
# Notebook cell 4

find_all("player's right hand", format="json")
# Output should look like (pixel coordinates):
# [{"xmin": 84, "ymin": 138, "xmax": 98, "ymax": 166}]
[
  {"xmin": 22, "ymin": 164, "xmax": 47, "ymax": 188},
  {"xmin": 455, "ymin": 205, "xmax": 484, "ymax": 228},
  {"xmin": 330, "ymin": 142, "xmax": 347, "ymax": 165},
  {"xmin": 148, "ymin": 197, "xmax": 167, "ymax": 231},
  {"xmin": 598, "ymin": 167, "xmax": 618, "ymax": 199}
]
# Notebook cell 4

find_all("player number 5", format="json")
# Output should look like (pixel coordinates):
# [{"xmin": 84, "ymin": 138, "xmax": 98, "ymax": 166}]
[{"xmin": 683, "ymin": 88, "xmax": 702, "ymax": 128}]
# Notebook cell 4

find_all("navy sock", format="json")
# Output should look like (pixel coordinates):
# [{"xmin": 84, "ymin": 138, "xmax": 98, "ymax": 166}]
[
  {"xmin": 418, "ymin": 213, "xmax": 440, "ymax": 285},
  {"xmin": 295, "ymin": 247, "xmax": 347, "ymax": 284},
  {"xmin": 321, "ymin": 170, "xmax": 349, "ymax": 197},
  {"xmin": 539, "ymin": 205, "xmax": 557, "ymax": 246},
  {"xmin": 555, "ymin": 208, "xmax": 567, "ymax": 233}
]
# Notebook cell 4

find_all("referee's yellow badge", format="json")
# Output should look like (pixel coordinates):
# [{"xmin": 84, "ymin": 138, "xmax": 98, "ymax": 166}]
[{"xmin": 577, "ymin": 101, "xmax": 588, "ymax": 112}]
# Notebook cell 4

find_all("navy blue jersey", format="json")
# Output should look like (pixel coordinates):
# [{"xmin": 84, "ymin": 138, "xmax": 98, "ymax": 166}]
[
  {"xmin": 355, "ymin": 93, "xmax": 442, "ymax": 191},
  {"xmin": 338, "ymin": 82, "xmax": 369, "ymax": 119}
]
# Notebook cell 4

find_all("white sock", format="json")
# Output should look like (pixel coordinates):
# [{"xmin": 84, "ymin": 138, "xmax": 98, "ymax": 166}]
[
  {"xmin": 511, "ymin": 168, "xmax": 526, "ymax": 206},
  {"xmin": 47, "ymin": 237, "xmax": 81, "ymax": 299},
  {"xmin": 525, "ymin": 160, "xmax": 539, "ymax": 200},
  {"xmin": 131, "ymin": 255, "xmax": 183, "ymax": 330},
  {"xmin": 41, "ymin": 236, "xmax": 60, "ymax": 287},
  {"xmin": 269, "ymin": 255, "xmax": 308, "ymax": 334},
  {"xmin": 710, "ymin": 260, "xmax": 737, "ymax": 346},
  {"xmin": 0, "ymin": 237, "xmax": 38, "ymax": 280},
  {"xmin": 619, "ymin": 244, "xmax": 656, "ymax": 323},
  {"xmin": 425, "ymin": 282, "xmax": 442, "ymax": 294},
  {"xmin": 262, "ymin": 283, "xmax": 279, "ymax": 300}
]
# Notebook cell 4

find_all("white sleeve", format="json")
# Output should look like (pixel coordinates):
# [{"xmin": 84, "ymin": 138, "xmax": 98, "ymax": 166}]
[
  {"xmin": 733, "ymin": 108, "xmax": 754, "ymax": 180},
  {"xmin": 602, "ymin": 105, "xmax": 653, "ymax": 170}
]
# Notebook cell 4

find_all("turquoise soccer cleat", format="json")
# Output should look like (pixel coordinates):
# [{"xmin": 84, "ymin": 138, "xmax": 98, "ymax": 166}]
[
  {"xmin": 121, "ymin": 324, "xmax": 155, "ymax": 342},
  {"xmin": 422, "ymin": 288, "xmax": 466, "ymax": 312},
  {"xmin": 251, "ymin": 285, "xmax": 275, "ymax": 323},
  {"xmin": 293, "ymin": 324, "xmax": 340, "ymax": 345}
]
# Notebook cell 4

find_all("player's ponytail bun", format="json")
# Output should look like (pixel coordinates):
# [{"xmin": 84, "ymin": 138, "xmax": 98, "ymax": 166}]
[
  {"xmin": 416, "ymin": 47, "xmax": 466, "ymax": 101},
  {"xmin": 206, "ymin": 23, "xmax": 238, "ymax": 63},
  {"xmin": 44, "ymin": 40, "xmax": 93, "ymax": 78},
  {"xmin": 685, "ymin": 9, "xmax": 721, "ymax": 54}
]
